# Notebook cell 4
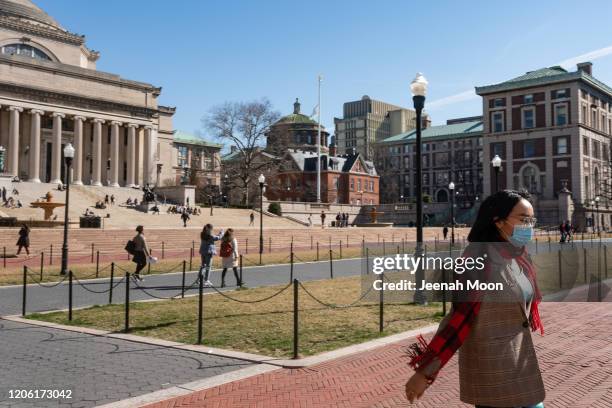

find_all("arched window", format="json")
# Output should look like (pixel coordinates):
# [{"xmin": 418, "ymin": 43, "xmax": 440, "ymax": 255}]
[
  {"xmin": 521, "ymin": 165, "xmax": 538, "ymax": 193},
  {"xmin": 436, "ymin": 189, "xmax": 449, "ymax": 203},
  {"xmin": 1, "ymin": 44, "xmax": 51, "ymax": 61}
]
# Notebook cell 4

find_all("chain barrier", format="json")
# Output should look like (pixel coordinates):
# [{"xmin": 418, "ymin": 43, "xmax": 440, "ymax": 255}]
[
  {"xmin": 73, "ymin": 275, "xmax": 125, "ymax": 294},
  {"xmin": 209, "ymin": 281, "xmax": 292, "ymax": 303},
  {"xmin": 131, "ymin": 278, "xmax": 186, "ymax": 300},
  {"xmin": 146, "ymin": 262, "xmax": 184, "ymax": 275},
  {"xmin": 298, "ymin": 281, "xmax": 375, "ymax": 309},
  {"xmin": 24, "ymin": 268, "xmax": 68, "ymax": 288},
  {"xmin": 5, "ymin": 252, "xmax": 41, "ymax": 265}
]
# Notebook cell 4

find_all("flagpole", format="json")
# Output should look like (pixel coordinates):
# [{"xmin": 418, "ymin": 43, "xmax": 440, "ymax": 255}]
[{"xmin": 317, "ymin": 74, "xmax": 322, "ymax": 203}]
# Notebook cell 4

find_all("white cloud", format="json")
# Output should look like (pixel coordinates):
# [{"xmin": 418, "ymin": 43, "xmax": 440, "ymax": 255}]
[
  {"xmin": 426, "ymin": 89, "xmax": 477, "ymax": 109},
  {"xmin": 558, "ymin": 45, "xmax": 612, "ymax": 69}
]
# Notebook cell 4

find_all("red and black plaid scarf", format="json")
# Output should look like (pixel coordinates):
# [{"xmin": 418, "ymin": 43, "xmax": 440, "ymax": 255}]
[{"xmin": 407, "ymin": 244, "xmax": 543, "ymax": 382}]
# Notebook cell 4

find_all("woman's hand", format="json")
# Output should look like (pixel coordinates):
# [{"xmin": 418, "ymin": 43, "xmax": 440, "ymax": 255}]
[{"xmin": 405, "ymin": 371, "xmax": 429, "ymax": 403}]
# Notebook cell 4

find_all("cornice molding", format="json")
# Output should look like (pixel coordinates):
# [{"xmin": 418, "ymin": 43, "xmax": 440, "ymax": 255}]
[
  {"xmin": 0, "ymin": 16, "xmax": 84, "ymax": 46},
  {"xmin": 0, "ymin": 81, "xmax": 160, "ymax": 119}
]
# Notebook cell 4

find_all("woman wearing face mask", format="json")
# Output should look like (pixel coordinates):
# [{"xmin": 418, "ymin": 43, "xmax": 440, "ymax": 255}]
[{"xmin": 405, "ymin": 190, "xmax": 545, "ymax": 408}]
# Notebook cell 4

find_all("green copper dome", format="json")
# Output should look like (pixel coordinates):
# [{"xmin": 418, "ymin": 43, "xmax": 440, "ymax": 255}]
[{"xmin": 276, "ymin": 98, "xmax": 318, "ymax": 125}]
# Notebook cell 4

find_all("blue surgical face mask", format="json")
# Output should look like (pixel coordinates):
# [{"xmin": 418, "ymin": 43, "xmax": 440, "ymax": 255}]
[{"xmin": 509, "ymin": 224, "xmax": 533, "ymax": 247}]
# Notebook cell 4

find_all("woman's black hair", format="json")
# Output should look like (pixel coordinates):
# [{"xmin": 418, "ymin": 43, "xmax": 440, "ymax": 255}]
[
  {"xmin": 467, "ymin": 189, "xmax": 531, "ymax": 242},
  {"xmin": 201, "ymin": 224, "xmax": 213, "ymax": 240}
]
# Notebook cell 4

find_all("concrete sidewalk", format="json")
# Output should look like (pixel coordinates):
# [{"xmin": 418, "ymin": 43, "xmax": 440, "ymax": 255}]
[{"xmin": 143, "ymin": 302, "xmax": 612, "ymax": 408}]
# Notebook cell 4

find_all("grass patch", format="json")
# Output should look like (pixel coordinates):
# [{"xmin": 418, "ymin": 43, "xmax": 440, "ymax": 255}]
[{"xmin": 27, "ymin": 275, "xmax": 443, "ymax": 358}]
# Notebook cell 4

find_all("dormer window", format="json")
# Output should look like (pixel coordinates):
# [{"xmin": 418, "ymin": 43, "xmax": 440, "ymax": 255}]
[
  {"xmin": 1, "ymin": 44, "xmax": 51, "ymax": 61},
  {"xmin": 524, "ymin": 94, "xmax": 534, "ymax": 104}
]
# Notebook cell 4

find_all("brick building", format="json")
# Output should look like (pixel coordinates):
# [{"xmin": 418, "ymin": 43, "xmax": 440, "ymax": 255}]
[
  {"xmin": 476, "ymin": 62, "xmax": 612, "ymax": 227},
  {"xmin": 171, "ymin": 130, "xmax": 222, "ymax": 190}
]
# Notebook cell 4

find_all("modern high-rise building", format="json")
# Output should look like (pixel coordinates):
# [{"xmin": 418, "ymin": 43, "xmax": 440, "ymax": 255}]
[{"xmin": 334, "ymin": 96, "xmax": 428, "ymax": 160}]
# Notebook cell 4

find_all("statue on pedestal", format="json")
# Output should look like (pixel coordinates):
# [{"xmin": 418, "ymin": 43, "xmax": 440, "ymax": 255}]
[{"xmin": 142, "ymin": 184, "xmax": 156, "ymax": 203}]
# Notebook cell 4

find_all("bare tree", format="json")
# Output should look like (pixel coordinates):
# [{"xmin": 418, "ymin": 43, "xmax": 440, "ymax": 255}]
[{"xmin": 204, "ymin": 99, "xmax": 280, "ymax": 205}]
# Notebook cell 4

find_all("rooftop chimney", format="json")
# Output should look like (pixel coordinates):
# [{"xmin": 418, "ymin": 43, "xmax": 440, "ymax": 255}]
[
  {"xmin": 329, "ymin": 144, "xmax": 337, "ymax": 157},
  {"xmin": 577, "ymin": 62, "xmax": 593, "ymax": 76}
]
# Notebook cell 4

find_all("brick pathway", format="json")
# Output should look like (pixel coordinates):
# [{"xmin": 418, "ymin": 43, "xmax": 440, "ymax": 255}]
[{"xmin": 145, "ymin": 302, "xmax": 612, "ymax": 408}]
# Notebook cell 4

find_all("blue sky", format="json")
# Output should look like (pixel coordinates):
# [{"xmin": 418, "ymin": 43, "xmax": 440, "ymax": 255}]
[{"xmin": 37, "ymin": 0, "xmax": 612, "ymax": 140}]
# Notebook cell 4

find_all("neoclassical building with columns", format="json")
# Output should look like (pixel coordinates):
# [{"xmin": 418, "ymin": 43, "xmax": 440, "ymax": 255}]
[{"xmin": 0, "ymin": 0, "xmax": 176, "ymax": 187}]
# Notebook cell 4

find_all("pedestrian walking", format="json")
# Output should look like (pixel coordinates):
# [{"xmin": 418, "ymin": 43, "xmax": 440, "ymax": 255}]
[
  {"xmin": 405, "ymin": 190, "xmax": 544, "ymax": 408},
  {"xmin": 559, "ymin": 222, "xmax": 566, "ymax": 243},
  {"xmin": 249, "ymin": 212, "xmax": 255, "ymax": 226},
  {"xmin": 320, "ymin": 211, "xmax": 326, "ymax": 228},
  {"xmin": 2, "ymin": 186, "xmax": 6, "ymax": 202},
  {"xmin": 565, "ymin": 220, "xmax": 573, "ymax": 242},
  {"xmin": 199, "ymin": 224, "xmax": 224, "ymax": 287},
  {"xmin": 219, "ymin": 229, "xmax": 240, "ymax": 287},
  {"xmin": 104, "ymin": 194, "xmax": 109, "ymax": 205},
  {"xmin": 181, "ymin": 210, "xmax": 190, "ymax": 227},
  {"xmin": 130, "ymin": 225, "xmax": 150, "ymax": 281},
  {"xmin": 16, "ymin": 224, "xmax": 30, "ymax": 255},
  {"xmin": 110, "ymin": 195, "xmax": 115, "ymax": 205},
  {"xmin": 442, "ymin": 225, "xmax": 449, "ymax": 240},
  {"xmin": 336, "ymin": 212, "xmax": 341, "ymax": 228}
]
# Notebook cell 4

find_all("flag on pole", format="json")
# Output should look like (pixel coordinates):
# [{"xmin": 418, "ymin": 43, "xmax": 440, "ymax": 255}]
[{"xmin": 310, "ymin": 104, "xmax": 319, "ymax": 120}]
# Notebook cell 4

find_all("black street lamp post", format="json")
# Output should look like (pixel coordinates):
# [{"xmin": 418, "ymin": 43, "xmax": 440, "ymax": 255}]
[
  {"xmin": 595, "ymin": 196, "xmax": 600, "ymax": 234},
  {"xmin": 491, "ymin": 154, "xmax": 502, "ymax": 193},
  {"xmin": 60, "ymin": 143, "xmax": 75, "ymax": 276},
  {"xmin": 449, "ymin": 181, "xmax": 455, "ymax": 245},
  {"xmin": 258, "ymin": 174, "xmax": 265, "ymax": 264},
  {"xmin": 411, "ymin": 72, "xmax": 428, "ymax": 305}
]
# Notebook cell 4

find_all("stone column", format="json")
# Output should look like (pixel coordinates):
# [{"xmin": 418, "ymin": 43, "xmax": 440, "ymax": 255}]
[
  {"xmin": 91, "ymin": 119, "xmax": 104, "ymax": 186},
  {"xmin": 126, "ymin": 124, "xmax": 138, "ymax": 187},
  {"xmin": 109, "ymin": 121, "xmax": 122, "ymax": 187},
  {"xmin": 28, "ymin": 109, "xmax": 44, "ymax": 183},
  {"xmin": 50, "ymin": 112, "xmax": 65, "ymax": 184},
  {"xmin": 143, "ymin": 126, "xmax": 153, "ymax": 185},
  {"xmin": 7, "ymin": 106, "xmax": 23, "ymax": 177},
  {"xmin": 72, "ymin": 116, "xmax": 86, "ymax": 185}
]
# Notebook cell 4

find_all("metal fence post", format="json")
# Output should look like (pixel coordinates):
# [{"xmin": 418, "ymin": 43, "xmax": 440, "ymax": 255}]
[
  {"xmin": 40, "ymin": 252, "xmax": 44, "ymax": 277},
  {"xmin": 109, "ymin": 262, "xmax": 115, "ymax": 304},
  {"xmin": 383, "ymin": 239, "xmax": 386, "ymax": 256},
  {"xmin": 91, "ymin": 243, "xmax": 94, "ymax": 263},
  {"xmin": 598, "ymin": 245, "xmax": 602, "ymax": 302},
  {"xmin": 246, "ymin": 238, "xmax": 249, "ymax": 254},
  {"xmin": 68, "ymin": 270, "xmax": 73, "ymax": 321},
  {"xmin": 293, "ymin": 278, "xmax": 299, "ymax": 359},
  {"xmin": 22, "ymin": 266, "xmax": 27, "ymax": 316},
  {"xmin": 3, "ymin": 246, "xmax": 6, "ymax": 269},
  {"xmin": 190, "ymin": 248, "xmax": 194, "ymax": 271},
  {"xmin": 339, "ymin": 241, "xmax": 342, "ymax": 259},
  {"xmin": 558, "ymin": 250, "xmax": 562, "ymax": 288},
  {"xmin": 124, "ymin": 272, "xmax": 130, "ymax": 333},
  {"xmin": 329, "ymin": 249, "xmax": 334, "ymax": 279},
  {"xmin": 379, "ymin": 271, "xmax": 384, "ymax": 332},
  {"xmin": 548, "ymin": 237, "xmax": 551, "ymax": 252},
  {"xmin": 197, "ymin": 268, "xmax": 204, "ymax": 344},
  {"xmin": 50, "ymin": 244, "xmax": 53, "ymax": 265},
  {"xmin": 290, "ymin": 251, "xmax": 294, "ymax": 282},
  {"xmin": 584, "ymin": 248, "xmax": 588, "ymax": 283},
  {"xmin": 535, "ymin": 238, "xmax": 538, "ymax": 254},
  {"xmin": 239, "ymin": 254, "xmax": 243, "ymax": 286},
  {"xmin": 316, "ymin": 242, "xmax": 319, "ymax": 261},
  {"xmin": 162, "ymin": 242, "xmax": 165, "ymax": 260},
  {"xmin": 95, "ymin": 251, "xmax": 100, "ymax": 277},
  {"xmin": 366, "ymin": 248, "xmax": 369, "ymax": 275},
  {"xmin": 310, "ymin": 235, "xmax": 313, "ymax": 250},
  {"xmin": 268, "ymin": 236, "xmax": 272, "ymax": 253},
  {"xmin": 605, "ymin": 245, "xmax": 608, "ymax": 279},
  {"xmin": 181, "ymin": 260, "xmax": 187, "ymax": 298}
]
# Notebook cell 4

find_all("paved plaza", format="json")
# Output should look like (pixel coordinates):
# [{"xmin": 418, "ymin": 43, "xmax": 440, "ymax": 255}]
[{"xmin": 143, "ymin": 302, "xmax": 612, "ymax": 408}]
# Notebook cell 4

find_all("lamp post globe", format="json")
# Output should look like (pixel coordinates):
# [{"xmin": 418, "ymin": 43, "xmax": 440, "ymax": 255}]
[
  {"xmin": 491, "ymin": 154, "xmax": 502, "ymax": 193},
  {"xmin": 258, "ymin": 174, "xmax": 265, "ymax": 264},
  {"xmin": 411, "ymin": 72, "xmax": 428, "ymax": 305},
  {"xmin": 60, "ymin": 143, "xmax": 75, "ymax": 276}
]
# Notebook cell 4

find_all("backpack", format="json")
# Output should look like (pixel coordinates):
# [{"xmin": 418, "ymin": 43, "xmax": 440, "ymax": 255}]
[
  {"xmin": 125, "ymin": 240, "xmax": 136, "ymax": 255},
  {"xmin": 220, "ymin": 240, "xmax": 233, "ymax": 257}
]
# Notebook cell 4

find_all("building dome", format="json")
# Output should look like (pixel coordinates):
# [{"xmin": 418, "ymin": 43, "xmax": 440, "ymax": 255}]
[
  {"xmin": 275, "ymin": 98, "xmax": 319, "ymax": 125},
  {"xmin": 0, "ymin": 0, "xmax": 64, "ymax": 30}
]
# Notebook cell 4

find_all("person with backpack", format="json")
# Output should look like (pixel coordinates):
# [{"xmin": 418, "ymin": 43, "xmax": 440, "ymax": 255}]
[
  {"xmin": 129, "ymin": 225, "xmax": 150, "ymax": 281},
  {"xmin": 219, "ymin": 229, "xmax": 241, "ymax": 287},
  {"xmin": 200, "ymin": 223, "xmax": 224, "ymax": 287},
  {"xmin": 181, "ymin": 210, "xmax": 190, "ymax": 227},
  {"xmin": 16, "ymin": 224, "xmax": 30, "ymax": 255}
]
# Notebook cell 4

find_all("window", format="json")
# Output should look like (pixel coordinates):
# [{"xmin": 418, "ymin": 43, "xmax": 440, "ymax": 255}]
[
  {"xmin": 177, "ymin": 145, "xmax": 188, "ymax": 167},
  {"xmin": 582, "ymin": 105, "xmax": 588, "ymax": 124},
  {"xmin": 523, "ymin": 108, "xmax": 535, "ymax": 129},
  {"xmin": 602, "ymin": 114, "xmax": 607, "ymax": 133},
  {"xmin": 583, "ymin": 137, "xmax": 590, "ymax": 155},
  {"xmin": 1, "ymin": 43, "xmax": 52, "ymax": 61},
  {"xmin": 494, "ymin": 98, "xmax": 505, "ymax": 107},
  {"xmin": 357, "ymin": 179, "xmax": 362, "ymax": 192},
  {"xmin": 554, "ymin": 104, "xmax": 567, "ymax": 126},
  {"xmin": 350, "ymin": 179, "xmax": 355, "ymax": 191},
  {"xmin": 524, "ymin": 94, "xmax": 534, "ymax": 104},
  {"xmin": 403, "ymin": 156, "xmax": 410, "ymax": 169},
  {"xmin": 521, "ymin": 166, "xmax": 538, "ymax": 193},
  {"xmin": 593, "ymin": 141, "xmax": 600, "ymax": 159},
  {"xmin": 592, "ymin": 110, "xmax": 598, "ymax": 129},
  {"xmin": 492, "ymin": 142, "xmax": 504, "ymax": 157},
  {"xmin": 523, "ymin": 140, "xmax": 536, "ymax": 158},
  {"xmin": 557, "ymin": 137, "xmax": 568, "ymax": 154},
  {"xmin": 553, "ymin": 89, "xmax": 568, "ymax": 99},
  {"xmin": 493, "ymin": 112, "xmax": 504, "ymax": 132}
]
